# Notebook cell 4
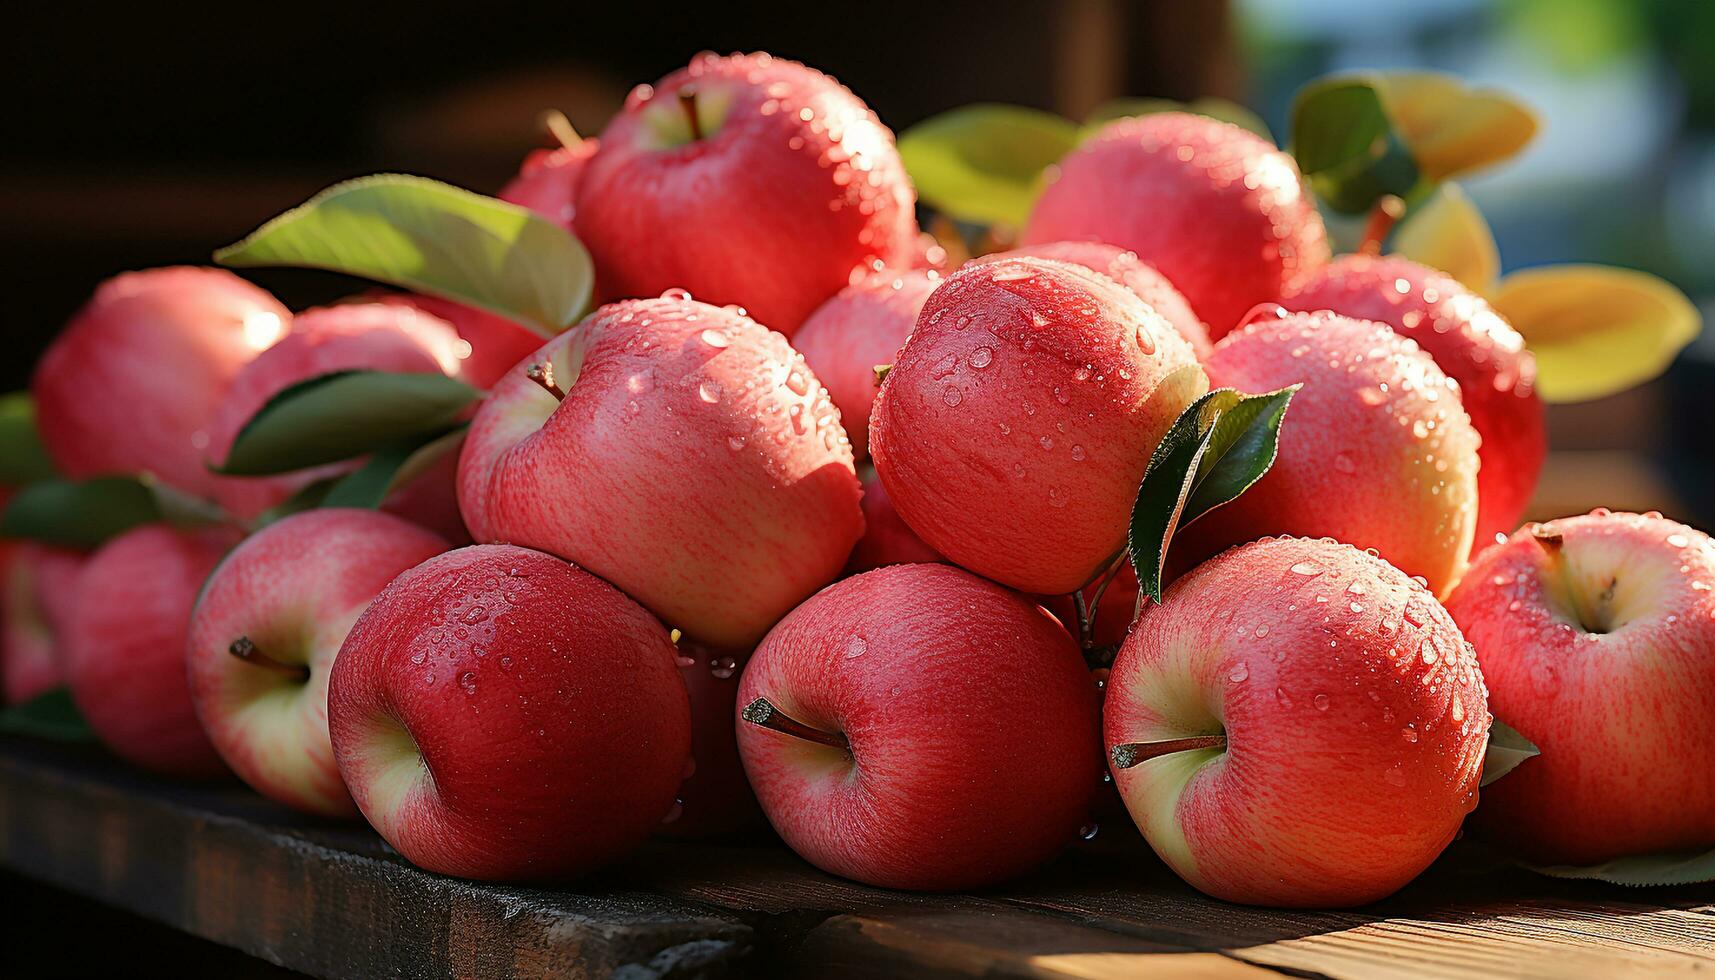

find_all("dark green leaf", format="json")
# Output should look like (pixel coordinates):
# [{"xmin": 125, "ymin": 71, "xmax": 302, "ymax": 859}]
[
  {"xmin": 216, "ymin": 174, "xmax": 592, "ymax": 337},
  {"xmin": 1086, "ymin": 97, "xmax": 1274, "ymax": 142},
  {"xmin": 216, "ymin": 371, "xmax": 482, "ymax": 476},
  {"xmin": 1528, "ymin": 849, "xmax": 1715, "ymax": 887},
  {"xmin": 0, "ymin": 688, "xmax": 95, "ymax": 741},
  {"xmin": 0, "ymin": 392, "xmax": 58, "ymax": 486},
  {"xmin": 1128, "ymin": 381, "xmax": 1299, "ymax": 603},
  {"xmin": 1480, "ymin": 717, "xmax": 1540, "ymax": 787},
  {"xmin": 253, "ymin": 476, "xmax": 341, "ymax": 529},
  {"xmin": 1, "ymin": 477, "xmax": 162, "ymax": 548},
  {"xmin": 1290, "ymin": 77, "xmax": 1423, "ymax": 214},
  {"xmin": 898, "ymin": 104, "xmax": 1083, "ymax": 228},
  {"xmin": 322, "ymin": 425, "xmax": 467, "ymax": 510}
]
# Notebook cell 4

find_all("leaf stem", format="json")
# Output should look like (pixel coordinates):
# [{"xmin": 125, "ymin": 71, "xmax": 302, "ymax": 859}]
[
  {"xmin": 228, "ymin": 636, "xmax": 310, "ymax": 682},
  {"xmin": 741, "ymin": 697, "xmax": 849, "ymax": 750},
  {"xmin": 1111, "ymin": 734, "xmax": 1226, "ymax": 770}
]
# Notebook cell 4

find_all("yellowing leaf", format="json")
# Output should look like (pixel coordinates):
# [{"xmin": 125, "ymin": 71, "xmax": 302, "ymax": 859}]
[
  {"xmin": 898, "ymin": 105, "xmax": 1082, "ymax": 229},
  {"xmin": 1492, "ymin": 265, "xmax": 1701, "ymax": 403},
  {"xmin": 1391, "ymin": 183, "xmax": 1500, "ymax": 291},
  {"xmin": 1374, "ymin": 71, "xmax": 1539, "ymax": 182}
]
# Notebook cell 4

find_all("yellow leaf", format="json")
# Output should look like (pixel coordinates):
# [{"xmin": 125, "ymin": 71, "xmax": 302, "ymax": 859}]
[
  {"xmin": 1374, "ymin": 72, "xmax": 1539, "ymax": 181},
  {"xmin": 1391, "ymin": 183, "xmax": 1500, "ymax": 291},
  {"xmin": 1492, "ymin": 265, "xmax": 1701, "ymax": 403}
]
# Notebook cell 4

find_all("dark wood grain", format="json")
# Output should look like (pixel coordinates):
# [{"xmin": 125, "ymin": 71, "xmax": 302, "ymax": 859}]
[{"xmin": 2, "ymin": 734, "xmax": 1711, "ymax": 979}]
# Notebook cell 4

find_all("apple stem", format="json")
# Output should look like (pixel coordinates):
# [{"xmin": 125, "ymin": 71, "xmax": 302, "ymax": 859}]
[
  {"xmin": 525, "ymin": 362, "xmax": 567, "ymax": 400},
  {"xmin": 1359, "ymin": 195, "xmax": 1407, "ymax": 256},
  {"xmin": 740, "ymin": 697, "xmax": 849, "ymax": 751},
  {"xmin": 541, "ymin": 108, "xmax": 583, "ymax": 150},
  {"xmin": 872, "ymin": 364, "xmax": 894, "ymax": 387},
  {"xmin": 1111, "ymin": 734, "xmax": 1226, "ymax": 770},
  {"xmin": 679, "ymin": 86, "xmax": 703, "ymax": 141},
  {"xmin": 1532, "ymin": 525, "xmax": 1611, "ymax": 632},
  {"xmin": 228, "ymin": 636, "xmax": 310, "ymax": 682}
]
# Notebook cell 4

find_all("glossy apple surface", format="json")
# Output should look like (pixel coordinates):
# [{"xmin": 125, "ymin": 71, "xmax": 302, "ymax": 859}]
[
  {"xmin": 187, "ymin": 509, "xmax": 448, "ymax": 816},
  {"xmin": 869, "ymin": 256, "xmax": 1203, "ymax": 594},
  {"xmin": 1105, "ymin": 536, "xmax": 1488, "ymax": 907},
  {"xmin": 370, "ymin": 292, "xmax": 547, "ymax": 390},
  {"xmin": 328, "ymin": 544, "xmax": 691, "ymax": 880},
  {"xmin": 498, "ymin": 137, "xmax": 599, "ymax": 230},
  {"xmin": 1445, "ymin": 511, "xmax": 1715, "ymax": 864},
  {"xmin": 737, "ymin": 562, "xmax": 1101, "ymax": 890},
  {"xmin": 576, "ymin": 52, "xmax": 917, "ymax": 335},
  {"xmin": 459, "ymin": 295, "xmax": 862, "ymax": 647}
]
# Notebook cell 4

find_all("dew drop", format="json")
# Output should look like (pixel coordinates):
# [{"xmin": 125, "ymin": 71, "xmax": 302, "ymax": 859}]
[
  {"xmin": 1228, "ymin": 662, "xmax": 1249, "ymax": 683},
  {"xmin": 844, "ymin": 636, "xmax": 868, "ymax": 659},
  {"xmin": 1313, "ymin": 693, "xmax": 1331, "ymax": 711},
  {"xmin": 970, "ymin": 346, "xmax": 994, "ymax": 369},
  {"xmin": 699, "ymin": 328, "xmax": 731, "ymax": 349}
]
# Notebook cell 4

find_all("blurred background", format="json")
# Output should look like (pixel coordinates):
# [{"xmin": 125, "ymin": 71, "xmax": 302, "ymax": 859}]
[{"xmin": 3, "ymin": 0, "xmax": 1712, "ymax": 529}]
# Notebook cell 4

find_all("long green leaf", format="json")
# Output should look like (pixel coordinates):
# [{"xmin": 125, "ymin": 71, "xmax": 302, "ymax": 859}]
[
  {"xmin": 899, "ymin": 104, "xmax": 1083, "ymax": 228},
  {"xmin": 0, "ymin": 477, "xmax": 162, "ymax": 548},
  {"xmin": 216, "ymin": 371, "xmax": 482, "ymax": 477},
  {"xmin": 321, "ymin": 425, "xmax": 467, "ymax": 510},
  {"xmin": 0, "ymin": 689, "xmax": 94, "ymax": 741},
  {"xmin": 216, "ymin": 174, "xmax": 592, "ymax": 336}
]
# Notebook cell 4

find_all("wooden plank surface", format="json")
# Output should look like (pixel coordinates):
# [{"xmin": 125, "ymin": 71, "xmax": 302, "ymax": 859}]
[{"xmin": 2, "ymin": 734, "xmax": 1711, "ymax": 979}]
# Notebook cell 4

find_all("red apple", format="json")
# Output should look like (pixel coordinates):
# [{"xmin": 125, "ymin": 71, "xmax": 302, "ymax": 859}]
[
  {"xmin": 369, "ymin": 292, "xmax": 546, "ymax": 390},
  {"xmin": 458, "ymin": 295, "xmax": 862, "ymax": 647},
  {"xmin": 1105, "ymin": 536, "xmax": 1488, "ymax": 907},
  {"xmin": 498, "ymin": 138, "xmax": 599, "ymax": 231},
  {"xmin": 33, "ymin": 267, "xmax": 289, "ymax": 500},
  {"xmin": 1175, "ymin": 311, "xmax": 1481, "ymax": 596},
  {"xmin": 1023, "ymin": 112, "xmax": 1330, "ymax": 337},
  {"xmin": 62, "ymin": 524, "xmax": 238, "ymax": 777},
  {"xmin": 845, "ymin": 464, "xmax": 942, "ymax": 574},
  {"xmin": 1282, "ymin": 254, "xmax": 1545, "ymax": 551},
  {"xmin": 187, "ymin": 510, "xmax": 448, "ymax": 816},
  {"xmin": 1040, "ymin": 562, "xmax": 1142, "ymax": 651},
  {"xmin": 1, "ymin": 543, "xmax": 85, "ymax": 704},
  {"xmin": 576, "ymin": 52, "xmax": 918, "ymax": 335},
  {"xmin": 975, "ymin": 241, "xmax": 1211, "ymax": 357},
  {"xmin": 205, "ymin": 302, "xmax": 468, "ymax": 521},
  {"xmin": 792, "ymin": 267, "xmax": 941, "ymax": 460},
  {"xmin": 1445, "ymin": 511, "xmax": 1715, "ymax": 864},
  {"xmin": 328, "ymin": 544, "xmax": 691, "ymax": 880},
  {"xmin": 737, "ymin": 562, "xmax": 1101, "ymax": 889},
  {"xmin": 657, "ymin": 640, "xmax": 764, "ymax": 838},
  {"xmin": 869, "ymin": 256, "xmax": 1204, "ymax": 595}
]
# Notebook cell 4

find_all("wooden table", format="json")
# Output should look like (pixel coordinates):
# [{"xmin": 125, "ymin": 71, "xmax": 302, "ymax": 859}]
[{"xmin": 1, "ymin": 735, "xmax": 1710, "ymax": 978}]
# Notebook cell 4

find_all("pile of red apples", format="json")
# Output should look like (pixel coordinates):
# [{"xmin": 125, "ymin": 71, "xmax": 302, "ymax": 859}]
[{"xmin": 4, "ymin": 51, "xmax": 1711, "ymax": 908}]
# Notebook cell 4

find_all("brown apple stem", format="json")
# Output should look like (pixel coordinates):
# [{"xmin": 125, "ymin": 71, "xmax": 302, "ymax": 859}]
[
  {"xmin": 679, "ymin": 86, "xmax": 703, "ymax": 141},
  {"xmin": 541, "ymin": 108, "xmax": 583, "ymax": 150},
  {"xmin": 1532, "ymin": 525, "xmax": 1610, "ymax": 632},
  {"xmin": 525, "ymin": 362, "xmax": 566, "ymax": 400},
  {"xmin": 1111, "ymin": 735, "xmax": 1226, "ymax": 770},
  {"xmin": 741, "ymin": 697, "xmax": 849, "ymax": 750},
  {"xmin": 228, "ymin": 636, "xmax": 310, "ymax": 682},
  {"xmin": 1359, "ymin": 195, "xmax": 1407, "ymax": 256}
]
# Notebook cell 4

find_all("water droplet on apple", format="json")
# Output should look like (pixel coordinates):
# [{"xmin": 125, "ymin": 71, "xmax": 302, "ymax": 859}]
[
  {"xmin": 970, "ymin": 346, "xmax": 994, "ymax": 369},
  {"xmin": 844, "ymin": 636, "xmax": 868, "ymax": 659},
  {"xmin": 1313, "ymin": 693, "xmax": 1331, "ymax": 711},
  {"xmin": 661, "ymin": 287, "xmax": 692, "ymax": 302},
  {"xmin": 1289, "ymin": 561, "xmax": 1324, "ymax": 576},
  {"xmin": 1078, "ymin": 823, "xmax": 1099, "ymax": 841},
  {"xmin": 1228, "ymin": 662, "xmax": 1249, "ymax": 683},
  {"xmin": 1401, "ymin": 725, "xmax": 1419, "ymax": 743},
  {"xmin": 1333, "ymin": 452, "xmax": 1356, "ymax": 475},
  {"xmin": 942, "ymin": 387, "xmax": 963, "ymax": 407},
  {"xmin": 459, "ymin": 671, "xmax": 477, "ymax": 694},
  {"xmin": 699, "ymin": 328, "xmax": 731, "ymax": 349},
  {"xmin": 699, "ymin": 380, "xmax": 723, "ymax": 404}
]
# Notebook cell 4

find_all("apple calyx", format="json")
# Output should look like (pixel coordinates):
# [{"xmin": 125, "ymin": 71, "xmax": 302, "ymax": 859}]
[
  {"xmin": 1359, "ymin": 195, "xmax": 1407, "ymax": 256},
  {"xmin": 525, "ymin": 362, "xmax": 567, "ymax": 401},
  {"xmin": 741, "ymin": 697, "xmax": 849, "ymax": 750},
  {"xmin": 1531, "ymin": 524, "xmax": 1614, "ymax": 633},
  {"xmin": 228, "ymin": 636, "xmax": 310, "ymax": 682},
  {"xmin": 1110, "ymin": 734, "xmax": 1226, "ymax": 770},
  {"xmin": 678, "ymin": 86, "xmax": 704, "ymax": 142}
]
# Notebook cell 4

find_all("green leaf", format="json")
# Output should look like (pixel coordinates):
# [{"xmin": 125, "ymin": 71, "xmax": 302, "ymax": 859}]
[
  {"xmin": 0, "ymin": 393, "xmax": 57, "ymax": 486},
  {"xmin": 1290, "ymin": 77, "xmax": 1422, "ymax": 214},
  {"xmin": 216, "ymin": 174, "xmax": 592, "ymax": 337},
  {"xmin": 0, "ymin": 688, "xmax": 94, "ymax": 741},
  {"xmin": 1480, "ymin": 717, "xmax": 1539, "ymax": 787},
  {"xmin": 321, "ymin": 425, "xmax": 467, "ymax": 510},
  {"xmin": 898, "ymin": 104, "xmax": 1083, "ymax": 228},
  {"xmin": 1, "ymin": 477, "xmax": 162, "ymax": 548},
  {"xmin": 216, "ymin": 371, "xmax": 482, "ymax": 476},
  {"xmin": 1128, "ymin": 381, "xmax": 1299, "ymax": 602},
  {"xmin": 1086, "ymin": 97, "xmax": 1274, "ymax": 142},
  {"xmin": 253, "ymin": 476, "xmax": 341, "ymax": 529},
  {"xmin": 1528, "ymin": 849, "xmax": 1715, "ymax": 887}
]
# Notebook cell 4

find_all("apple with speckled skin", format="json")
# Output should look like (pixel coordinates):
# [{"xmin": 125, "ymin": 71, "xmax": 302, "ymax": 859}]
[
  {"xmin": 63, "ymin": 524, "xmax": 239, "ymax": 778},
  {"xmin": 32, "ymin": 267, "xmax": 290, "ymax": 500},
  {"xmin": 186, "ymin": 510, "xmax": 447, "ymax": 816},
  {"xmin": 368, "ymin": 292, "xmax": 545, "ymax": 391},
  {"xmin": 1024, "ymin": 113, "xmax": 1329, "ymax": 337},
  {"xmin": 499, "ymin": 138, "xmax": 599, "ymax": 231},
  {"xmin": 1105, "ymin": 536, "xmax": 1489, "ymax": 907},
  {"xmin": 1, "ymin": 543, "xmax": 85, "ymax": 704},
  {"xmin": 1446, "ymin": 511, "xmax": 1715, "ymax": 864},
  {"xmin": 869, "ymin": 255, "xmax": 1204, "ymax": 595},
  {"xmin": 328, "ymin": 544, "xmax": 691, "ymax": 880},
  {"xmin": 1175, "ymin": 311, "xmax": 1480, "ymax": 596},
  {"xmin": 845, "ymin": 464, "xmax": 942, "ymax": 574},
  {"xmin": 659, "ymin": 640, "xmax": 764, "ymax": 838},
  {"xmin": 458, "ymin": 295, "xmax": 862, "ymax": 648},
  {"xmin": 575, "ymin": 52, "xmax": 918, "ymax": 336},
  {"xmin": 975, "ymin": 242, "xmax": 1211, "ymax": 358},
  {"xmin": 793, "ymin": 268, "xmax": 940, "ymax": 460},
  {"xmin": 737, "ymin": 562, "xmax": 1100, "ymax": 890}
]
